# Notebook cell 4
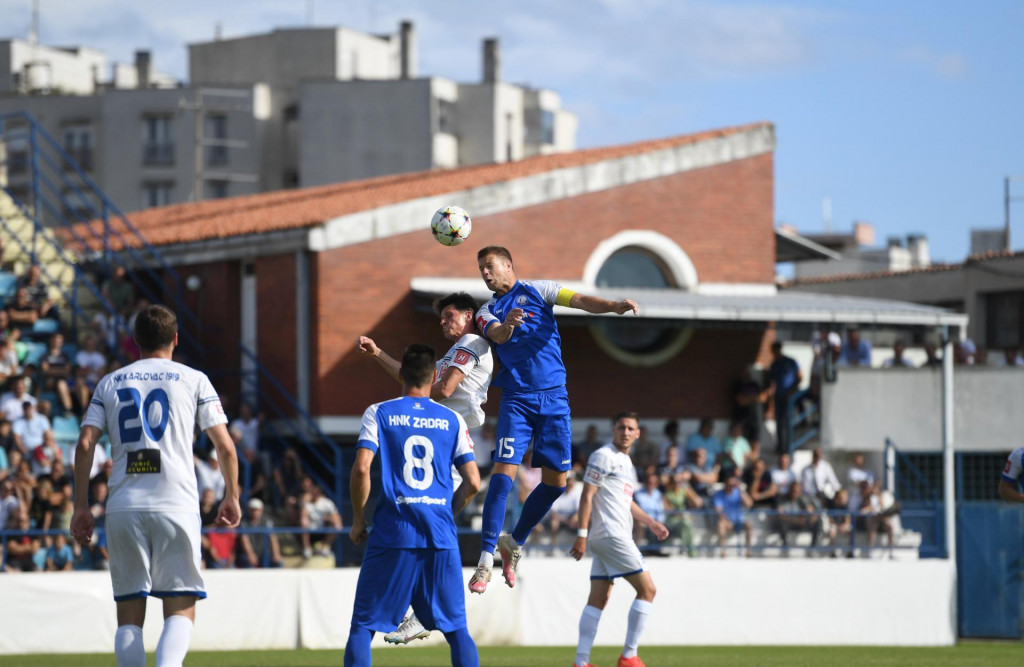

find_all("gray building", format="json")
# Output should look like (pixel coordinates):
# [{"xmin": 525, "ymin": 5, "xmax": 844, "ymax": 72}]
[{"xmin": 0, "ymin": 21, "xmax": 576, "ymax": 213}]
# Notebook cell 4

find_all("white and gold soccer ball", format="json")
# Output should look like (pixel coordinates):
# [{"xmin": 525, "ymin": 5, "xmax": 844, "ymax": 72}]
[{"xmin": 430, "ymin": 205, "xmax": 472, "ymax": 246}]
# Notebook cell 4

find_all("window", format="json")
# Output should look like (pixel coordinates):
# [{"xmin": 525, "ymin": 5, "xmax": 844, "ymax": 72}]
[
  {"xmin": 207, "ymin": 180, "xmax": 229, "ymax": 200},
  {"xmin": 984, "ymin": 291, "xmax": 1024, "ymax": 350},
  {"xmin": 62, "ymin": 125, "xmax": 94, "ymax": 171},
  {"xmin": 142, "ymin": 182, "xmax": 173, "ymax": 209},
  {"xmin": 142, "ymin": 116, "xmax": 174, "ymax": 165},
  {"xmin": 7, "ymin": 149, "xmax": 28, "ymax": 175},
  {"xmin": 435, "ymin": 99, "xmax": 456, "ymax": 135},
  {"xmin": 206, "ymin": 114, "xmax": 228, "ymax": 166},
  {"xmin": 540, "ymin": 110, "xmax": 555, "ymax": 144}
]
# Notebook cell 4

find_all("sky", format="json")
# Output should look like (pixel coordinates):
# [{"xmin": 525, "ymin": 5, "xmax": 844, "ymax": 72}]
[{"xmin": 3, "ymin": 0, "xmax": 1023, "ymax": 263}]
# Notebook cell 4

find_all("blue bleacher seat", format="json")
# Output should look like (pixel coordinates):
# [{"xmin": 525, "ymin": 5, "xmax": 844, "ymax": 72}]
[
  {"xmin": 52, "ymin": 415, "xmax": 80, "ymax": 445},
  {"xmin": 32, "ymin": 318, "xmax": 59, "ymax": 335},
  {"xmin": 0, "ymin": 272, "xmax": 16, "ymax": 299},
  {"xmin": 62, "ymin": 343, "xmax": 78, "ymax": 359},
  {"xmin": 22, "ymin": 341, "xmax": 46, "ymax": 366}
]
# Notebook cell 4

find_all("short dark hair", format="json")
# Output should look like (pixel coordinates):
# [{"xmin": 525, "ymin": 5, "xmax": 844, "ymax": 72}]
[
  {"xmin": 771, "ymin": 341, "xmax": 783, "ymax": 352},
  {"xmin": 400, "ymin": 344, "xmax": 436, "ymax": 387},
  {"xmin": 612, "ymin": 411, "xmax": 639, "ymax": 425},
  {"xmin": 134, "ymin": 305, "xmax": 178, "ymax": 352},
  {"xmin": 477, "ymin": 246, "xmax": 513, "ymax": 265},
  {"xmin": 434, "ymin": 291, "xmax": 477, "ymax": 316}
]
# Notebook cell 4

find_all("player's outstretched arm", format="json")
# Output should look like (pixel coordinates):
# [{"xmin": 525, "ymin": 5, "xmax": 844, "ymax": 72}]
[
  {"xmin": 630, "ymin": 501, "xmax": 669, "ymax": 541},
  {"xmin": 569, "ymin": 293, "xmax": 639, "ymax": 316},
  {"xmin": 208, "ymin": 423, "xmax": 242, "ymax": 528},
  {"xmin": 431, "ymin": 366, "xmax": 467, "ymax": 401},
  {"xmin": 570, "ymin": 482, "xmax": 599, "ymax": 560},
  {"xmin": 357, "ymin": 336, "xmax": 402, "ymax": 382},
  {"xmin": 350, "ymin": 447, "xmax": 375, "ymax": 544},
  {"xmin": 998, "ymin": 479, "xmax": 1024, "ymax": 503},
  {"xmin": 484, "ymin": 308, "xmax": 526, "ymax": 345},
  {"xmin": 452, "ymin": 459, "xmax": 482, "ymax": 516},
  {"xmin": 70, "ymin": 425, "xmax": 102, "ymax": 546}
]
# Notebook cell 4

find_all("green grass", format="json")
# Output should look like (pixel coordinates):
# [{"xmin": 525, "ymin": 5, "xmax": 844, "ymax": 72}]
[{"xmin": 8, "ymin": 643, "xmax": 1022, "ymax": 667}]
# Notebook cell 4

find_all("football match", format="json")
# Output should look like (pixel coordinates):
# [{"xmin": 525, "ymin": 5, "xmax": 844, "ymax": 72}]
[{"xmin": 0, "ymin": 1, "xmax": 1022, "ymax": 666}]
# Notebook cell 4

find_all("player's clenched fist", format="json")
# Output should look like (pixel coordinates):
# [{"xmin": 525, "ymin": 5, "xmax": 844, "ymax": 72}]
[
  {"xmin": 71, "ymin": 508, "xmax": 94, "ymax": 546},
  {"xmin": 357, "ymin": 336, "xmax": 380, "ymax": 356}
]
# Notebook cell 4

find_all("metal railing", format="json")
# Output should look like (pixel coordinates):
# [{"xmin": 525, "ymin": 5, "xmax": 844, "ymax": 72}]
[{"xmin": 786, "ymin": 387, "xmax": 819, "ymax": 453}]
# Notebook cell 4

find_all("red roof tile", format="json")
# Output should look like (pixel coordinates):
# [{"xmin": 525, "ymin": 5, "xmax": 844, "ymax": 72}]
[{"xmin": 62, "ymin": 121, "xmax": 771, "ymax": 251}]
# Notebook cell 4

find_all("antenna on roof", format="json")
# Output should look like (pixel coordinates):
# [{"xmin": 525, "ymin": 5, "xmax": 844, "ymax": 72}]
[
  {"xmin": 307, "ymin": 0, "xmax": 314, "ymax": 26},
  {"xmin": 29, "ymin": 0, "xmax": 39, "ymax": 45},
  {"xmin": 823, "ymin": 196, "xmax": 832, "ymax": 233},
  {"xmin": 214, "ymin": 21, "xmax": 222, "ymax": 41}
]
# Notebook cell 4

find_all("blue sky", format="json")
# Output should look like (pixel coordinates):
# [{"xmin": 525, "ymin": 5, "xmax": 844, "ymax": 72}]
[{"xmin": 3, "ymin": 0, "xmax": 1022, "ymax": 262}]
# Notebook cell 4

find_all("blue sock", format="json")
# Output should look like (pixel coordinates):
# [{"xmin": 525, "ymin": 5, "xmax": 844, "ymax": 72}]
[
  {"xmin": 344, "ymin": 626, "xmax": 373, "ymax": 667},
  {"xmin": 511, "ymin": 482, "xmax": 566, "ymax": 545},
  {"xmin": 480, "ymin": 473, "xmax": 514, "ymax": 554},
  {"xmin": 444, "ymin": 628, "xmax": 479, "ymax": 667}
]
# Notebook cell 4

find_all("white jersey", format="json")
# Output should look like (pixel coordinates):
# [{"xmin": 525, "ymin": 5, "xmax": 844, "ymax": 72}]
[
  {"xmin": 435, "ymin": 333, "xmax": 492, "ymax": 428},
  {"xmin": 583, "ymin": 443, "xmax": 638, "ymax": 541},
  {"xmin": 83, "ymin": 357, "xmax": 227, "ymax": 514},
  {"xmin": 1002, "ymin": 446, "xmax": 1024, "ymax": 489}
]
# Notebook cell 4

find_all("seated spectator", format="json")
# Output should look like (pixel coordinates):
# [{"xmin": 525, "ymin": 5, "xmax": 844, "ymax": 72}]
[
  {"xmin": 801, "ymin": 447, "xmax": 841, "ymax": 507},
  {"xmin": 30, "ymin": 431, "xmax": 60, "ymax": 478},
  {"xmin": 883, "ymin": 339, "xmax": 914, "ymax": 368},
  {"xmin": 685, "ymin": 418, "xmax": 721, "ymax": 459},
  {"xmin": 662, "ymin": 474, "xmax": 701, "ymax": 556},
  {"xmin": 230, "ymin": 402, "xmax": 261, "ymax": 459},
  {"xmin": 839, "ymin": 329, "xmax": 872, "ymax": 367},
  {"xmin": 39, "ymin": 333, "xmax": 74, "ymax": 414},
  {"xmin": 74, "ymin": 336, "xmax": 107, "ymax": 390},
  {"xmin": 572, "ymin": 424, "xmax": 602, "ymax": 468},
  {"xmin": 546, "ymin": 473, "xmax": 583, "ymax": 544},
  {"xmin": 851, "ymin": 479, "xmax": 895, "ymax": 554},
  {"xmin": 272, "ymin": 447, "xmax": 305, "ymax": 513},
  {"xmin": 70, "ymin": 435, "xmax": 108, "ymax": 480},
  {"xmin": 847, "ymin": 452, "xmax": 875, "ymax": 489},
  {"xmin": 713, "ymin": 473, "xmax": 753, "ymax": 558},
  {"xmin": 828, "ymin": 488, "xmax": 853, "ymax": 554},
  {"xmin": 657, "ymin": 445, "xmax": 686, "ymax": 488},
  {"xmin": 633, "ymin": 470, "xmax": 666, "ymax": 543},
  {"xmin": 721, "ymin": 420, "xmax": 751, "ymax": 471},
  {"xmin": 71, "ymin": 538, "xmax": 94, "ymax": 571},
  {"xmin": 18, "ymin": 264, "xmax": 57, "ymax": 321},
  {"xmin": 45, "ymin": 532, "xmax": 74, "ymax": 571},
  {"xmin": 199, "ymin": 488, "xmax": 234, "ymax": 569},
  {"xmin": 13, "ymin": 401, "xmax": 51, "ymax": 454},
  {"xmin": 630, "ymin": 426, "xmax": 660, "ymax": 473},
  {"xmin": 195, "ymin": 448, "xmax": 226, "ymax": 500},
  {"xmin": 11, "ymin": 456, "xmax": 35, "ymax": 507},
  {"xmin": 43, "ymin": 457, "xmax": 72, "ymax": 489},
  {"xmin": 776, "ymin": 481, "xmax": 823, "ymax": 551},
  {"xmin": 771, "ymin": 452, "xmax": 797, "ymax": 498},
  {"xmin": 743, "ymin": 458, "xmax": 777, "ymax": 507},
  {"xmin": 660, "ymin": 419, "xmax": 681, "ymax": 463},
  {"xmin": 0, "ymin": 376, "xmax": 37, "ymax": 425},
  {"xmin": 923, "ymin": 342, "xmax": 942, "ymax": 367},
  {"xmin": 954, "ymin": 338, "xmax": 977, "ymax": 365},
  {"xmin": 0, "ymin": 478, "xmax": 19, "ymax": 530},
  {"xmin": 236, "ymin": 498, "xmax": 283, "ymax": 568},
  {"xmin": 473, "ymin": 421, "xmax": 495, "ymax": 474},
  {"xmin": 0, "ymin": 310, "xmax": 22, "ymax": 351},
  {"xmin": 3, "ymin": 507, "xmax": 42, "ymax": 571},
  {"xmin": 0, "ymin": 418, "xmax": 15, "ymax": 459},
  {"xmin": 300, "ymin": 479, "xmax": 342, "ymax": 559},
  {"xmin": 102, "ymin": 266, "xmax": 136, "ymax": 314},
  {"xmin": 0, "ymin": 334, "xmax": 20, "ymax": 384},
  {"xmin": 5, "ymin": 287, "xmax": 39, "ymax": 337},
  {"xmin": 684, "ymin": 447, "xmax": 719, "ymax": 499}
]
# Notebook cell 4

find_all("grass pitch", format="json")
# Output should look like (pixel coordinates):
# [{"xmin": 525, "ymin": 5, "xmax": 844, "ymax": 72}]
[{"xmin": 8, "ymin": 643, "xmax": 1022, "ymax": 666}]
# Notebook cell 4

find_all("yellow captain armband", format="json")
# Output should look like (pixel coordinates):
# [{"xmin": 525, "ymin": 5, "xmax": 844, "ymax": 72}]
[{"xmin": 555, "ymin": 287, "xmax": 576, "ymax": 308}]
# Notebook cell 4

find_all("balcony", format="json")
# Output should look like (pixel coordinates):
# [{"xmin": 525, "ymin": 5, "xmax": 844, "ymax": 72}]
[
  {"xmin": 143, "ymin": 142, "xmax": 174, "ymax": 166},
  {"xmin": 62, "ymin": 147, "xmax": 93, "ymax": 172}
]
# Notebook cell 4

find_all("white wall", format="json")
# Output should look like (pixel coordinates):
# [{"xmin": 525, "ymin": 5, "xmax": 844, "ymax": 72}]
[{"xmin": 0, "ymin": 559, "xmax": 955, "ymax": 654}]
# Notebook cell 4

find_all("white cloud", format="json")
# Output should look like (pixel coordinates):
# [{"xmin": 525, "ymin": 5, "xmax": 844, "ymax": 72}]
[{"xmin": 903, "ymin": 45, "xmax": 968, "ymax": 79}]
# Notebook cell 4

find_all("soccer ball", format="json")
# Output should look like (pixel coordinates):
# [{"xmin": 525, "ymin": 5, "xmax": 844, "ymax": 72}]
[{"xmin": 430, "ymin": 205, "xmax": 472, "ymax": 246}]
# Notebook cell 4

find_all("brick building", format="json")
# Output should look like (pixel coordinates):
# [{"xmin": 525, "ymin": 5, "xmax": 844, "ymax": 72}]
[{"xmin": 73, "ymin": 120, "xmax": 898, "ymax": 437}]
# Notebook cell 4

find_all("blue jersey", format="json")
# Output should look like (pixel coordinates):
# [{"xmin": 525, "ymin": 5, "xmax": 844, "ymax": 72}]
[
  {"xmin": 476, "ymin": 280, "xmax": 575, "ymax": 392},
  {"xmin": 357, "ymin": 396, "xmax": 475, "ymax": 550}
]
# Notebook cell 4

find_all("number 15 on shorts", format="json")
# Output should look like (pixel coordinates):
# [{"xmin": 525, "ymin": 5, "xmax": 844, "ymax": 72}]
[{"xmin": 496, "ymin": 437, "xmax": 515, "ymax": 460}]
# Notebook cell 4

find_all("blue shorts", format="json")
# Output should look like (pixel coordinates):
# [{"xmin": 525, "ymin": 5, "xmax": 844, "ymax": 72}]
[
  {"xmin": 350, "ymin": 546, "xmax": 467, "ymax": 634},
  {"xmin": 494, "ymin": 386, "xmax": 572, "ymax": 472}
]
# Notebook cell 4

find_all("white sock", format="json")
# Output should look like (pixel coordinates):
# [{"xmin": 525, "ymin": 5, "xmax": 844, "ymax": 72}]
[
  {"xmin": 114, "ymin": 624, "xmax": 145, "ymax": 667},
  {"xmin": 575, "ymin": 605, "xmax": 602, "ymax": 666},
  {"xmin": 156, "ymin": 615, "xmax": 194, "ymax": 667},
  {"xmin": 478, "ymin": 551, "xmax": 494, "ymax": 569},
  {"xmin": 623, "ymin": 599, "xmax": 653, "ymax": 659}
]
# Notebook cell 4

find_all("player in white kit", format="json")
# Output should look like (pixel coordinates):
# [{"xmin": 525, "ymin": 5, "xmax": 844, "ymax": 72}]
[
  {"xmin": 71, "ymin": 305, "xmax": 241, "ymax": 667},
  {"xmin": 569, "ymin": 412, "xmax": 668, "ymax": 667},
  {"xmin": 999, "ymin": 446, "xmax": 1024, "ymax": 502},
  {"xmin": 357, "ymin": 291, "xmax": 493, "ymax": 644}
]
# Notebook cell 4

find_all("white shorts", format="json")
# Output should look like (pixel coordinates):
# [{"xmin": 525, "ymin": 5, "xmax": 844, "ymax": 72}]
[
  {"xmin": 106, "ymin": 511, "xmax": 206, "ymax": 602},
  {"xmin": 589, "ymin": 534, "xmax": 646, "ymax": 580}
]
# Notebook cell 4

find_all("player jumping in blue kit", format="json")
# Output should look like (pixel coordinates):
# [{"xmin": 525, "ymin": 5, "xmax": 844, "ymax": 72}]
[
  {"xmin": 346, "ymin": 344, "xmax": 482, "ymax": 667},
  {"xmin": 469, "ymin": 246, "xmax": 639, "ymax": 593}
]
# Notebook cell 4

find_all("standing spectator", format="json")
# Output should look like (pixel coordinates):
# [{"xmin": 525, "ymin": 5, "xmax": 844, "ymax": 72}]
[
  {"xmin": 102, "ymin": 266, "xmax": 136, "ymax": 313},
  {"xmin": 5, "ymin": 287, "xmax": 39, "ymax": 336},
  {"xmin": 771, "ymin": 452, "xmax": 798, "ymax": 498},
  {"xmin": 684, "ymin": 418, "xmax": 720, "ymax": 460},
  {"xmin": 236, "ymin": 498, "xmax": 283, "ymax": 568},
  {"xmin": 0, "ymin": 376, "xmax": 36, "ymax": 424},
  {"xmin": 744, "ymin": 458, "xmax": 777, "ymax": 507},
  {"xmin": 731, "ymin": 367, "xmax": 764, "ymax": 443},
  {"xmin": 660, "ymin": 419, "xmax": 681, "ymax": 464},
  {"xmin": 883, "ymin": 340, "xmax": 914, "ymax": 368},
  {"xmin": 300, "ymin": 480, "xmax": 342, "ymax": 559},
  {"xmin": 18, "ymin": 264, "xmax": 58, "ymax": 320},
  {"xmin": 713, "ymin": 474, "xmax": 753, "ymax": 558},
  {"xmin": 13, "ymin": 401, "xmax": 51, "ymax": 454},
  {"xmin": 776, "ymin": 481, "xmax": 823, "ymax": 552},
  {"xmin": 766, "ymin": 342, "xmax": 803, "ymax": 456},
  {"xmin": 684, "ymin": 448, "xmax": 719, "ymax": 499},
  {"xmin": 662, "ymin": 474, "xmax": 701, "ymax": 556},
  {"xmin": 801, "ymin": 447, "xmax": 841, "ymax": 507},
  {"xmin": 840, "ymin": 329, "xmax": 873, "ymax": 367},
  {"xmin": 40, "ymin": 333, "xmax": 74, "ymax": 414},
  {"xmin": 721, "ymin": 421, "xmax": 751, "ymax": 470},
  {"xmin": 923, "ymin": 342, "xmax": 942, "ymax": 367},
  {"xmin": 810, "ymin": 332, "xmax": 841, "ymax": 403},
  {"xmin": 45, "ymin": 532, "xmax": 74, "ymax": 571},
  {"xmin": 847, "ymin": 453, "xmax": 875, "ymax": 489},
  {"xmin": 632, "ymin": 470, "xmax": 666, "ymax": 543},
  {"xmin": 229, "ymin": 402, "xmax": 261, "ymax": 460}
]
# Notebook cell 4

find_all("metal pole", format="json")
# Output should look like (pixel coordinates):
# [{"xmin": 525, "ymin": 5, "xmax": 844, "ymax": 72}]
[
  {"xmin": 29, "ymin": 121, "xmax": 40, "ymax": 263},
  {"xmin": 1006, "ymin": 176, "xmax": 1012, "ymax": 251},
  {"xmin": 941, "ymin": 325, "xmax": 956, "ymax": 563}
]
